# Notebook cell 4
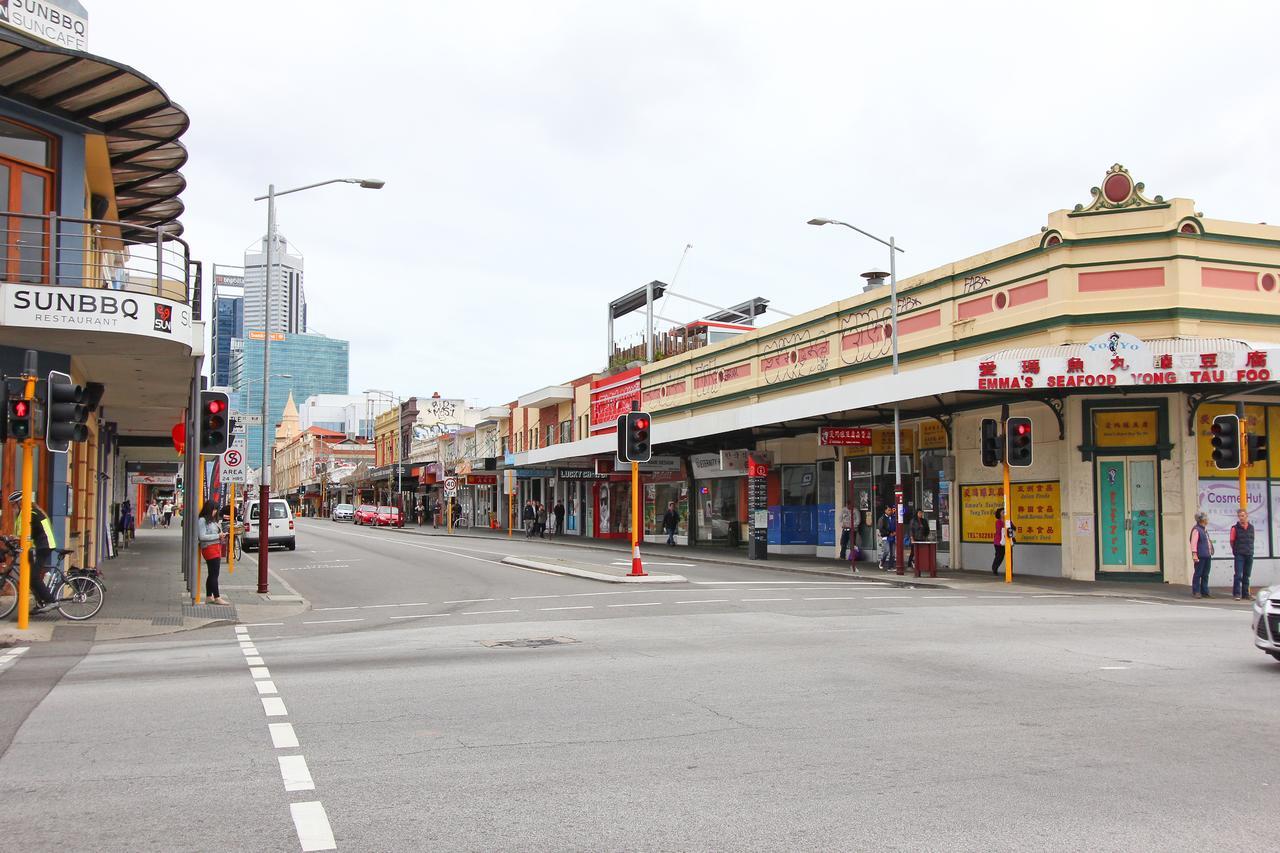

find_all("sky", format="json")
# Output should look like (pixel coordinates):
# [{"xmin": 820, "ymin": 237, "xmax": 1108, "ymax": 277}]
[{"xmin": 94, "ymin": 1, "xmax": 1280, "ymax": 406}]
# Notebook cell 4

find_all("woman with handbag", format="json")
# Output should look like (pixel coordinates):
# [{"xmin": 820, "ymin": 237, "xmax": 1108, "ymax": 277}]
[{"xmin": 197, "ymin": 502, "xmax": 230, "ymax": 605}]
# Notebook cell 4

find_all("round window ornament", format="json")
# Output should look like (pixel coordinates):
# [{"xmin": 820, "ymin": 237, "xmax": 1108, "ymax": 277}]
[
  {"xmin": 1180, "ymin": 222, "xmax": 1199, "ymax": 234},
  {"xmin": 993, "ymin": 291, "xmax": 1010, "ymax": 310},
  {"xmin": 1260, "ymin": 272, "xmax": 1276, "ymax": 293},
  {"xmin": 1103, "ymin": 172, "xmax": 1132, "ymax": 204}
]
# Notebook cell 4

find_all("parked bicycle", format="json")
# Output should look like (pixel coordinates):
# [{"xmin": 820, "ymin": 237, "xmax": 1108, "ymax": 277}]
[{"xmin": 0, "ymin": 536, "xmax": 105, "ymax": 621}]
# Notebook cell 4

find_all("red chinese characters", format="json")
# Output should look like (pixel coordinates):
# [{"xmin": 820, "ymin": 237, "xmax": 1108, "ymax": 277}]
[
  {"xmin": 1157, "ymin": 353, "xmax": 1173, "ymax": 370},
  {"xmin": 1200, "ymin": 353, "xmax": 1217, "ymax": 369},
  {"xmin": 979, "ymin": 361, "xmax": 996, "ymax": 377},
  {"xmin": 1066, "ymin": 357, "xmax": 1084, "ymax": 373},
  {"xmin": 1020, "ymin": 359, "xmax": 1040, "ymax": 375},
  {"xmin": 1248, "ymin": 350, "xmax": 1268, "ymax": 368}
]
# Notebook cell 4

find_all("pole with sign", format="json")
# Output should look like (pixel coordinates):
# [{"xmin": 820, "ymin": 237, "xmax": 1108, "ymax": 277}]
[
  {"xmin": 747, "ymin": 453, "xmax": 769, "ymax": 560},
  {"xmin": 444, "ymin": 476, "xmax": 457, "ymax": 534}
]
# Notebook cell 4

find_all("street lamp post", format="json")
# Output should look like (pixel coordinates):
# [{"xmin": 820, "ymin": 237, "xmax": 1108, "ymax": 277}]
[
  {"xmin": 254, "ymin": 177, "xmax": 383, "ymax": 593},
  {"xmin": 808, "ymin": 218, "xmax": 907, "ymax": 570}
]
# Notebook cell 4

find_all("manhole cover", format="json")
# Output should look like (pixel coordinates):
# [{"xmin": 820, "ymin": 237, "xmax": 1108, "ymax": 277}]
[{"xmin": 481, "ymin": 636, "xmax": 579, "ymax": 649}]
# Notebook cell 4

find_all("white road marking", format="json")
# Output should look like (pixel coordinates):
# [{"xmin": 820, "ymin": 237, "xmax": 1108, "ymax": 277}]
[
  {"xmin": 262, "ymin": 697, "xmax": 288, "ymax": 716},
  {"xmin": 7, "ymin": 647, "xmax": 30, "ymax": 655},
  {"xmin": 234, "ymin": 627, "xmax": 249, "ymax": 635},
  {"xmin": 676, "ymin": 599, "xmax": 729, "ymax": 604},
  {"xmin": 255, "ymin": 680, "xmax": 278, "ymax": 695},
  {"xmin": 279, "ymin": 755, "xmax": 316, "ymax": 791},
  {"xmin": 539, "ymin": 605, "xmax": 594, "ymax": 611},
  {"xmin": 804, "ymin": 596, "xmax": 859, "ymax": 601},
  {"xmin": 312, "ymin": 606, "xmax": 358, "ymax": 612},
  {"xmin": 978, "ymin": 595, "xmax": 1021, "ymax": 599},
  {"xmin": 238, "ymin": 641, "xmax": 255, "ymax": 648},
  {"xmin": 302, "ymin": 618, "xmax": 364, "ymax": 625},
  {"xmin": 608, "ymin": 602, "xmax": 662, "ymax": 608},
  {"xmin": 510, "ymin": 594, "xmax": 562, "ymax": 600},
  {"xmin": 388, "ymin": 613, "xmax": 452, "ymax": 620},
  {"xmin": 1126, "ymin": 599, "xmax": 1162, "ymax": 606},
  {"xmin": 242, "ymin": 622, "xmax": 283, "ymax": 627},
  {"xmin": 250, "ymin": 666, "xmax": 271, "ymax": 679},
  {"xmin": 743, "ymin": 597, "xmax": 792, "ymax": 602},
  {"xmin": 1100, "ymin": 666, "xmax": 1131, "ymax": 670},
  {"xmin": 864, "ymin": 595, "xmax": 911, "ymax": 599},
  {"xmin": 445, "ymin": 598, "xmax": 494, "ymax": 604},
  {"xmin": 461, "ymin": 609, "xmax": 520, "ymax": 615},
  {"xmin": 269, "ymin": 723, "xmax": 299, "ymax": 749},
  {"xmin": 923, "ymin": 595, "xmax": 967, "ymax": 599},
  {"xmin": 241, "ymin": 647, "xmax": 259, "ymax": 656},
  {"xmin": 246, "ymin": 656, "xmax": 265, "ymax": 666},
  {"xmin": 291, "ymin": 801, "xmax": 337, "ymax": 852},
  {"xmin": 1032, "ymin": 594, "xmax": 1070, "ymax": 598}
]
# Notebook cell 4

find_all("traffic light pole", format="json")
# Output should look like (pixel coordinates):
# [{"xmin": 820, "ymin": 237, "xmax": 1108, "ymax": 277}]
[
  {"xmin": 1002, "ymin": 403, "xmax": 1014, "ymax": 584},
  {"xmin": 15, "ymin": 370, "xmax": 35, "ymax": 631},
  {"xmin": 1238, "ymin": 402, "xmax": 1248, "ymax": 512},
  {"xmin": 630, "ymin": 460, "xmax": 645, "ymax": 576}
]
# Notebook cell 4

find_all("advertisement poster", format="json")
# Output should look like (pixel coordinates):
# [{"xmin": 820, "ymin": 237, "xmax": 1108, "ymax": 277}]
[
  {"xmin": 1197, "ymin": 479, "xmax": 1270, "ymax": 558},
  {"xmin": 960, "ymin": 481, "xmax": 1061, "ymax": 545}
]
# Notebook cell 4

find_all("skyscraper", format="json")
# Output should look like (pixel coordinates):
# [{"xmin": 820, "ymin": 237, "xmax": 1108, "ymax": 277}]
[
  {"xmin": 230, "ymin": 332, "xmax": 349, "ymax": 471},
  {"xmin": 210, "ymin": 267, "xmax": 244, "ymax": 388},
  {"xmin": 243, "ymin": 233, "xmax": 306, "ymax": 335}
]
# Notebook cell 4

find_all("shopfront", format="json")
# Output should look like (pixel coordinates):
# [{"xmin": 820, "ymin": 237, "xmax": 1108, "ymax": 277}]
[
  {"xmin": 463, "ymin": 473, "xmax": 498, "ymax": 528},
  {"xmin": 690, "ymin": 452, "xmax": 746, "ymax": 547}
]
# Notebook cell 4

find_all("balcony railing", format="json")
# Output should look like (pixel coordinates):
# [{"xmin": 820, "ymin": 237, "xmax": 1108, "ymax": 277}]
[{"xmin": 2, "ymin": 213, "xmax": 192, "ymax": 303}]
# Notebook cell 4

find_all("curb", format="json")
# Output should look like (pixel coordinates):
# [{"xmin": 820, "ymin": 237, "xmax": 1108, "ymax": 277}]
[{"xmin": 502, "ymin": 556, "xmax": 687, "ymax": 584}]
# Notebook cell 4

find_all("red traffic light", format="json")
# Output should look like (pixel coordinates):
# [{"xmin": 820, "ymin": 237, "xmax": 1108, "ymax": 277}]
[
  {"xmin": 206, "ymin": 399, "xmax": 225, "ymax": 414},
  {"xmin": 635, "ymin": 418, "xmax": 648, "ymax": 430},
  {"xmin": 1015, "ymin": 423, "xmax": 1030, "ymax": 435},
  {"xmin": 12, "ymin": 400, "xmax": 27, "ymax": 418}
]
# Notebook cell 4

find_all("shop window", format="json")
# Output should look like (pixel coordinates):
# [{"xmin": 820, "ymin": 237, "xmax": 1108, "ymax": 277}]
[
  {"xmin": 560, "ymin": 420, "xmax": 572, "ymax": 443},
  {"xmin": 0, "ymin": 117, "xmax": 53, "ymax": 167},
  {"xmin": 781, "ymin": 465, "xmax": 817, "ymax": 505}
]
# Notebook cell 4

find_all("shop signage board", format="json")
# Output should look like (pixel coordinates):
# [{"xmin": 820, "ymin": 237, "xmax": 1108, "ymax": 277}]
[
  {"xmin": 503, "ymin": 469, "xmax": 516, "ymax": 495},
  {"xmin": 919, "ymin": 420, "xmax": 948, "ymax": 450},
  {"xmin": 959, "ymin": 481, "xmax": 1061, "ymax": 545},
  {"xmin": 1092, "ymin": 409, "xmax": 1159, "ymax": 447},
  {"xmin": 0, "ymin": 0, "xmax": 89, "ymax": 50},
  {"xmin": 0, "ymin": 283, "xmax": 191, "ymax": 343},
  {"xmin": 638, "ymin": 455, "xmax": 681, "ymax": 473},
  {"xmin": 557, "ymin": 468, "xmax": 609, "ymax": 481},
  {"xmin": 465, "ymin": 474, "xmax": 497, "ymax": 485},
  {"xmin": 746, "ymin": 457, "xmax": 769, "ymax": 560},
  {"xmin": 589, "ymin": 368, "xmax": 641, "ymax": 434},
  {"xmin": 1198, "ymin": 479, "xmax": 1270, "ymax": 558},
  {"xmin": 819, "ymin": 427, "xmax": 872, "ymax": 446}
]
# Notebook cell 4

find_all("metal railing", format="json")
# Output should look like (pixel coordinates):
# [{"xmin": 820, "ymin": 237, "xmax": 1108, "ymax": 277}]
[{"xmin": 0, "ymin": 213, "xmax": 192, "ymax": 302}]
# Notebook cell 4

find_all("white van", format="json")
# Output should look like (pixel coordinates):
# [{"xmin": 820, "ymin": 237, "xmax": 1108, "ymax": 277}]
[{"xmin": 241, "ymin": 498, "xmax": 296, "ymax": 551}]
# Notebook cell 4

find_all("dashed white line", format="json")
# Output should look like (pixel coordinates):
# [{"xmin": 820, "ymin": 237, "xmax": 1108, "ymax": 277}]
[
  {"xmin": 291, "ymin": 801, "xmax": 337, "ymax": 852},
  {"xmin": 676, "ymin": 599, "xmax": 729, "ymax": 604},
  {"xmin": 608, "ymin": 602, "xmax": 662, "ymax": 608},
  {"xmin": 245, "ymin": 656, "xmax": 265, "ymax": 666},
  {"xmin": 269, "ymin": 723, "xmax": 299, "ymax": 749},
  {"xmin": 445, "ymin": 598, "xmax": 494, "ymax": 604},
  {"xmin": 255, "ymin": 680, "xmax": 278, "ymax": 695},
  {"xmin": 978, "ymin": 595, "xmax": 1020, "ymax": 599},
  {"xmin": 234, "ymin": 627, "xmax": 249, "ymax": 635},
  {"xmin": 302, "ymin": 618, "xmax": 365, "ymax": 625},
  {"xmin": 510, "ymin": 594, "xmax": 562, "ymax": 600},
  {"xmin": 864, "ymin": 595, "xmax": 911, "ymax": 599},
  {"xmin": 262, "ymin": 697, "xmax": 288, "ymax": 716},
  {"xmin": 461, "ymin": 609, "xmax": 519, "ymax": 615},
  {"xmin": 804, "ymin": 596, "xmax": 859, "ymax": 601},
  {"xmin": 241, "ymin": 622, "xmax": 283, "ymax": 627},
  {"xmin": 1100, "ymin": 666, "xmax": 1131, "ymax": 670},
  {"xmin": 241, "ymin": 647, "xmax": 259, "ymax": 656},
  {"xmin": 279, "ymin": 755, "xmax": 315, "ymax": 792},
  {"xmin": 923, "ymin": 595, "xmax": 967, "ymax": 600},
  {"xmin": 539, "ymin": 605, "xmax": 594, "ymax": 611},
  {"xmin": 250, "ymin": 666, "xmax": 271, "ymax": 679},
  {"xmin": 312, "ymin": 606, "xmax": 358, "ymax": 612},
  {"xmin": 743, "ymin": 597, "xmax": 792, "ymax": 602},
  {"xmin": 388, "ymin": 613, "xmax": 451, "ymax": 620}
]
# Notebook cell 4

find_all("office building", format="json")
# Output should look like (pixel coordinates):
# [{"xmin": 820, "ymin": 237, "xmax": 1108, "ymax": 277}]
[
  {"xmin": 211, "ymin": 267, "xmax": 244, "ymax": 388},
  {"xmin": 243, "ymin": 233, "xmax": 306, "ymax": 335}
]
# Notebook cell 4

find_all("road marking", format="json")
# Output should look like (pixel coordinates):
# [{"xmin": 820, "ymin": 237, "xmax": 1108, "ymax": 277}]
[
  {"xmin": 255, "ymin": 680, "xmax": 278, "ymax": 695},
  {"xmin": 539, "ymin": 605, "xmax": 594, "ymax": 611},
  {"xmin": 302, "ymin": 618, "xmax": 364, "ymax": 625},
  {"xmin": 242, "ymin": 622, "xmax": 283, "ymax": 628},
  {"xmin": 241, "ymin": 647, "xmax": 259, "ymax": 656},
  {"xmin": 804, "ymin": 596, "xmax": 859, "ymax": 601},
  {"xmin": 312, "ymin": 606, "xmax": 358, "ymax": 612},
  {"xmin": 923, "ymin": 595, "xmax": 967, "ymax": 599},
  {"xmin": 279, "ymin": 755, "xmax": 316, "ymax": 792},
  {"xmin": 8, "ymin": 647, "xmax": 29, "ymax": 654},
  {"xmin": 608, "ymin": 602, "xmax": 662, "ymax": 608},
  {"xmin": 461, "ymin": 609, "xmax": 520, "ymax": 615},
  {"xmin": 291, "ymin": 801, "xmax": 337, "ymax": 852},
  {"xmin": 388, "ymin": 613, "xmax": 452, "ymax": 620},
  {"xmin": 743, "ymin": 597, "xmax": 792, "ymax": 602},
  {"xmin": 238, "ymin": 641, "xmax": 256, "ymax": 648},
  {"xmin": 864, "ymin": 595, "xmax": 911, "ymax": 599},
  {"xmin": 1126, "ymin": 599, "xmax": 1162, "ymax": 606},
  {"xmin": 262, "ymin": 697, "xmax": 288, "ymax": 716},
  {"xmin": 269, "ymin": 723, "xmax": 299, "ymax": 748},
  {"xmin": 1100, "ymin": 666, "xmax": 1131, "ymax": 670},
  {"xmin": 978, "ymin": 595, "xmax": 1020, "ymax": 599},
  {"xmin": 510, "ymin": 595, "xmax": 563, "ymax": 600},
  {"xmin": 445, "ymin": 598, "xmax": 494, "ymax": 604},
  {"xmin": 1032, "ymin": 594, "xmax": 1069, "ymax": 598},
  {"xmin": 246, "ymin": 656, "xmax": 265, "ymax": 666},
  {"xmin": 234, "ymin": 627, "xmax": 249, "ymax": 635},
  {"xmin": 250, "ymin": 666, "xmax": 271, "ymax": 679},
  {"xmin": 676, "ymin": 599, "xmax": 730, "ymax": 604}
]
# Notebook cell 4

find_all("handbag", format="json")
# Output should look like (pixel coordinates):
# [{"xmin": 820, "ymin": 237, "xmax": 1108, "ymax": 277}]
[{"xmin": 200, "ymin": 542, "xmax": 223, "ymax": 560}]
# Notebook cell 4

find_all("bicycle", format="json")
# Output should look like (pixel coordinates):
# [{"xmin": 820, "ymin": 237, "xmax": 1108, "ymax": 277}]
[{"xmin": 0, "ymin": 538, "xmax": 105, "ymax": 622}]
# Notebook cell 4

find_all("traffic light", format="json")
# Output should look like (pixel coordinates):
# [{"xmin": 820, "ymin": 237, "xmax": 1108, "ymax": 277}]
[
  {"xmin": 617, "ymin": 410, "xmax": 652, "ymax": 463},
  {"xmin": 6, "ymin": 394, "xmax": 32, "ymax": 440},
  {"xmin": 198, "ymin": 390, "xmax": 230, "ymax": 455},
  {"xmin": 1006, "ymin": 416, "xmax": 1033, "ymax": 467},
  {"xmin": 980, "ymin": 418, "xmax": 1002, "ymax": 467},
  {"xmin": 1248, "ymin": 431, "xmax": 1269, "ymax": 465},
  {"xmin": 45, "ymin": 370, "xmax": 88, "ymax": 453},
  {"xmin": 1210, "ymin": 414, "xmax": 1241, "ymax": 470}
]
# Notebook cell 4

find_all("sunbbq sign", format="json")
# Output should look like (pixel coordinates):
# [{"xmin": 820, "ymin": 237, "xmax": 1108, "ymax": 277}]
[{"xmin": 1, "ymin": 283, "xmax": 191, "ymax": 344}]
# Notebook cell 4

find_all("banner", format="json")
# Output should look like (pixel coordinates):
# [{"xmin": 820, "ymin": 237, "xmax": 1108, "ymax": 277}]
[{"xmin": 960, "ymin": 481, "xmax": 1061, "ymax": 545}]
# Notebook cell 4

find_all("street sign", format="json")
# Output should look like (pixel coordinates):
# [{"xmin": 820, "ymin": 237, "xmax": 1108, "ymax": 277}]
[
  {"xmin": 222, "ymin": 438, "xmax": 247, "ymax": 484},
  {"xmin": 237, "ymin": 414, "xmax": 263, "ymax": 426},
  {"xmin": 443, "ymin": 475, "xmax": 458, "ymax": 496}
]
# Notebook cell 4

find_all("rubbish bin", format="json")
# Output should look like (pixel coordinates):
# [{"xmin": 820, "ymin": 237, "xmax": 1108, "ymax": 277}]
[{"xmin": 914, "ymin": 541, "xmax": 938, "ymax": 578}]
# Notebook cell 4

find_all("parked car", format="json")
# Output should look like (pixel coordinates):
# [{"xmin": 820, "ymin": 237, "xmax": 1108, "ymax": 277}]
[
  {"xmin": 374, "ymin": 506, "xmax": 404, "ymax": 528},
  {"xmin": 331, "ymin": 503, "xmax": 355, "ymax": 522},
  {"xmin": 353, "ymin": 504, "xmax": 378, "ymax": 525},
  {"xmin": 241, "ymin": 498, "xmax": 296, "ymax": 551},
  {"xmin": 1253, "ymin": 585, "xmax": 1280, "ymax": 661}
]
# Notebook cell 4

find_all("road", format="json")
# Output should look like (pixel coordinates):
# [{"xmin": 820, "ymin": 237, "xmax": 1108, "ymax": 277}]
[{"xmin": 0, "ymin": 517, "xmax": 1274, "ymax": 852}]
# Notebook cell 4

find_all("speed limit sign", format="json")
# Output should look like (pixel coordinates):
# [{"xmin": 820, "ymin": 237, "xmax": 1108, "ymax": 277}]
[{"xmin": 443, "ymin": 476, "xmax": 458, "ymax": 495}]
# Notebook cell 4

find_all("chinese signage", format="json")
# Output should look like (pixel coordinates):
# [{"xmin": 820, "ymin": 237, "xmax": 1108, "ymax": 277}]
[
  {"xmin": 0, "ymin": 0, "xmax": 88, "ymax": 50},
  {"xmin": 589, "ymin": 368, "xmax": 640, "ymax": 434},
  {"xmin": 919, "ymin": 419, "xmax": 948, "ymax": 450},
  {"xmin": 960, "ymin": 481, "xmax": 1061, "ymax": 545},
  {"xmin": 1, "ymin": 283, "xmax": 191, "ymax": 343},
  {"xmin": 1093, "ymin": 409, "xmax": 1159, "ymax": 447},
  {"xmin": 819, "ymin": 427, "xmax": 872, "ymax": 446},
  {"xmin": 976, "ymin": 332, "xmax": 1276, "ymax": 390},
  {"xmin": 465, "ymin": 474, "xmax": 497, "ymax": 485}
]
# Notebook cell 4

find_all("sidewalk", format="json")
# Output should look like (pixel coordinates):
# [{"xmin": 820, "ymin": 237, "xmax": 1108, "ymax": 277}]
[
  {"xmin": 382, "ymin": 522, "xmax": 1256, "ymax": 608},
  {"xmin": 1, "ymin": 526, "xmax": 305, "ymax": 645}
]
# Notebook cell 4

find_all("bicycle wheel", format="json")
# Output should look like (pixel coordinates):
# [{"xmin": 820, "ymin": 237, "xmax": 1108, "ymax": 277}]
[
  {"xmin": 0, "ymin": 572, "xmax": 17, "ymax": 621},
  {"xmin": 233, "ymin": 535, "xmax": 243, "ymax": 560},
  {"xmin": 56, "ymin": 575, "xmax": 104, "ymax": 621}
]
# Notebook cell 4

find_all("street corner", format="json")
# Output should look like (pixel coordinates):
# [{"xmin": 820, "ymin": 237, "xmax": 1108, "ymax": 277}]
[{"xmin": 501, "ymin": 555, "xmax": 687, "ymax": 584}]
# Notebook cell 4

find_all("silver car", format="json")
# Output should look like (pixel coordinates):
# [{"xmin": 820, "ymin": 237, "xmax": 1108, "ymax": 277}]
[
  {"xmin": 1252, "ymin": 586, "xmax": 1280, "ymax": 662},
  {"xmin": 331, "ymin": 503, "xmax": 355, "ymax": 522}
]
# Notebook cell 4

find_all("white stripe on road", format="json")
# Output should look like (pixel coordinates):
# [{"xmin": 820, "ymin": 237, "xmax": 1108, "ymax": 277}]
[
  {"xmin": 302, "ymin": 618, "xmax": 364, "ymax": 625},
  {"xmin": 291, "ymin": 801, "xmax": 337, "ymax": 852},
  {"xmin": 234, "ymin": 627, "xmax": 249, "ymax": 635},
  {"xmin": 676, "ymin": 599, "xmax": 729, "ymax": 605},
  {"xmin": 269, "ymin": 723, "xmax": 299, "ymax": 748},
  {"xmin": 250, "ymin": 666, "xmax": 271, "ymax": 679},
  {"xmin": 245, "ymin": 656, "xmax": 265, "ymax": 666},
  {"xmin": 510, "ymin": 595, "xmax": 562, "ymax": 600},
  {"xmin": 279, "ymin": 755, "xmax": 315, "ymax": 791},
  {"xmin": 388, "ymin": 613, "xmax": 451, "ymax": 620},
  {"xmin": 255, "ymin": 680, "xmax": 278, "ymax": 695},
  {"xmin": 978, "ymin": 595, "xmax": 1021, "ymax": 599},
  {"xmin": 445, "ymin": 598, "xmax": 494, "ymax": 604},
  {"xmin": 923, "ymin": 596, "xmax": 967, "ymax": 600},
  {"xmin": 262, "ymin": 697, "xmax": 288, "ymax": 716},
  {"xmin": 539, "ymin": 605, "xmax": 593, "ymax": 611},
  {"xmin": 863, "ymin": 595, "xmax": 911, "ymax": 599},
  {"xmin": 461, "ymin": 609, "xmax": 519, "ymax": 615},
  {"xmin": 805, "ymin": 597, "xmax": 859, "ymax": 601},
  {"xmin": 312, "ymin": 606, "xmax": 358, "ymax": 612},
  {"xmin": 238, "ymin": 641, "xmax": 255, "ymax": 648},
  {"xmin": 241, "ymin": 647, "xmax": 258, "ymax": 656},
  {"xmin": 743, "ymin": 597, "xmax": 792, "ymax": 602},
  {"xmin": 241, "ymin": 622, "xmax": 283, "ymax": 628},
  {"xmin": 608, "ymin": 602, "xmax": 662, "ymax": 608}
]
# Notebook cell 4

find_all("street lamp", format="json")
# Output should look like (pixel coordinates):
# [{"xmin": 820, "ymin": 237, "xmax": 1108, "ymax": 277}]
[
  {"xmin": 253, "ymin": 177, "xmax": 383, "ymax": 593},
  {"xmin": 808, "ymin": 217, "xmax": 908, "ymax": 569},
  {"xmin": 364, "ymin": 388, "xmax": 402, "ymax": 505}
]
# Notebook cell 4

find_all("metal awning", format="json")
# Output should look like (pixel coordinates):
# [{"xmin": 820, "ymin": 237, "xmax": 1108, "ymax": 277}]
[{"xmin": 0, "ymin": 27, "xmax": 189, "ymax": 238}]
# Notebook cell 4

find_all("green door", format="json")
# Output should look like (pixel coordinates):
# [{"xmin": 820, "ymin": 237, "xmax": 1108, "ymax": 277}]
[{"xmin": 1097, "ymin": 456, "xmax": 1161, "ymax": 575}]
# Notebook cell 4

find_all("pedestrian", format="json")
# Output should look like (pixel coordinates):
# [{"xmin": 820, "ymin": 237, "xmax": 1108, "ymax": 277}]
[
  {"xmin": 662, "ymin": 501, "xmax": 680, "ymax": 545},
  {"xmin": 553, "ymin": 500, "xmax": 565, "ymax": 536},
  {"xmin": 161, "ymin": 501, "xmax": 172, "ymax": 528},
  {"xmin": 522, "ymin": 500, "xmax": 535, "ymax": 537},
  {"xmin": 121, "ymin": 500, "xmax": 135, "ymax": 545},
  {"xmin": 1230, "ymin": 508, "xmax": 1254, "ymax": 600},
  {"xmin": 1189, "ymin": 510, "xmax": 1213, "ymax": 598},
  {"xmin": 909, "ymin": 509, "xmax": 930, "ymax": 569},
  {"xmin": 197, "ymin": 501, "xmax": 230, "ymax": 606},
  {"xmin": 8, "ymin": 491, "xmax": 57, "ymax": 614},
  {"xmin": 877, "ymin": 505, "xmax": 897, "ymax": 571},
  {"xmin": 535, "ymin": 502, "xmax": 548, "ymax": 538},
  {"xmin": 992, "ymin": 508, "xmax": 1014, "ymax": 575},
  {"xmin": 838, "ymin": 503, "xmax": 853, "ymax": 561},
  {"xmin": 147, "ymin": 500, "xmax": 159, "ymax": 529}
]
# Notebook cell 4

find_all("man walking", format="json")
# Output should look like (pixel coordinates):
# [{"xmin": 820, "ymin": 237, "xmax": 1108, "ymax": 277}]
[
  {"xmin": 876, "ymin": 505, "xmax": 897, "ymax": 571},
  {"xmin": 553, "ymin": 500, "xmax": 565, "ymax": 537},
  {"xmin": 662, "ymin": 501, "xmax": 680, "ymax": 546},
  {"xmin": 522, "ymin": 499, "xmax": 535, "ymax": 538},
  {"xmin": 535, "ymin": 502, "xmax": 548, "ymax": 539},
  {"xmin": 838, "ymin": 503, "xmax": 853, "ymax": 561},
  {"xmin": 1230, "ymin": 508, "xmax": 1254, "ymax": 600}
]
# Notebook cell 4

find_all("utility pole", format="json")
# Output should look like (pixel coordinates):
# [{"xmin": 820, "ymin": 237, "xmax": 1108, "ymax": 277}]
[
  {"xmin": 15, "ymin": 349, "xmax": 37, "ymax": 631},
  {"xmin": 1002, "ymin": 403, "xmax": 1014, "ymax": 583},
  {"xmin": 1238, "ymin": 401, "xmax": 1248, "ymax": 511}
]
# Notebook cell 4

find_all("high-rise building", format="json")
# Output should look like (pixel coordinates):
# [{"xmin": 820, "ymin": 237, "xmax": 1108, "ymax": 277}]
[
  {"xmin": 298, "ymin": 393, "xmax": 396, "ymax": 439},
  {"xmin": 230, "ymin": 332, "xmax": 349, "ymax": 471},
  {"xmin": 243, "ymin": 233, "xmax": 306, "ymax": 335},
  {"xmin": 211, "ymin": 267, "xmax": 244, "ymax": 388}
]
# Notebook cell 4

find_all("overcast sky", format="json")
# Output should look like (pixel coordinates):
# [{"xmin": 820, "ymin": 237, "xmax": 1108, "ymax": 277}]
[{"xmin": 96, "ymin": 1, "xmax": 1280, "ymax": 405}]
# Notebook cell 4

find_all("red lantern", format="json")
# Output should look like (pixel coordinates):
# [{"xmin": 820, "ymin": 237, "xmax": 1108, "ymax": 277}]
[{"xmin": 171, "ymin": 422, "xmax": 185, "ymax": 455}]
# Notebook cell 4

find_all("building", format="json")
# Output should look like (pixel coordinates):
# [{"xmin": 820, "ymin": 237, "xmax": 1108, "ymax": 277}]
[
  {"xmin": 271, "ymin": 395, "xmax": 373, "ymax": 516},
  {"xmin": 0, "ymin": 12, "xmax": 196, "ymax": 575},
  {"xmin": 243, "ymin": 233, "xmax": 305, "ymax": 335},
  {"xmin": 230, "ymin": 332, "xmax": 349, "ymax": 470},
  {"xmin": 298, "ymin": 392, "xmax": 394, "ymax": 439},
  {"xmin": 210, "ymin": 267, "xmax": 243, "ymax": 388},
  {"xmin": 509, "ymin": 165, "xmax": 1280, "ymax": 589}
]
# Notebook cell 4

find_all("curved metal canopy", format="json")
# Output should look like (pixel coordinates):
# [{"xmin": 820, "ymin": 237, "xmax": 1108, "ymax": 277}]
[{"xmin": 0, "ymin": 27, "xmax": 189, "ymax": 238}]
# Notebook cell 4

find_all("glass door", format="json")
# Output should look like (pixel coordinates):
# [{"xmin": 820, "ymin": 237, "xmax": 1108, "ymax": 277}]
[
  {"xmin": 0, "ymin": 161, "xmax": 52, "ymax": 283},
  {"xmin": 1096, "ymin": 456, "xmax": 1161, "ymax": 575}
]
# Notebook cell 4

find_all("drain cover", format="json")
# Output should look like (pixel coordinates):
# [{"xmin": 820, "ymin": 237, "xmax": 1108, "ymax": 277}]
[{"xmin": 481, "ymin": 636, "xmax": 578, "ymax": 649}]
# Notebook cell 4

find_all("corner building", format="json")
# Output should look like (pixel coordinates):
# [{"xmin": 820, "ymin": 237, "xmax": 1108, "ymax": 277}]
[{"xmin": 516, "ymin": 165, "xmax": 1280, "ymax": 589}]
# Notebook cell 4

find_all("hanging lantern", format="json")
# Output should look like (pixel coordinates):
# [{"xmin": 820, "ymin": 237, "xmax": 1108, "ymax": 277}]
[{"xmin": 172, "ymin": 421, "xmax": 185, "ymax": 455}]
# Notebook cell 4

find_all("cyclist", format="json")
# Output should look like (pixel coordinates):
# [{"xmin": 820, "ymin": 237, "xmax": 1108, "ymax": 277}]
[{"xmin": 8, "ymin": 491, "xmax": 56, "ymax": 612}]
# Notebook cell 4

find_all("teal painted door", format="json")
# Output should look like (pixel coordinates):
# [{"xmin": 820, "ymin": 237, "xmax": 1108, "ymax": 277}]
[{"xmin": 1097, "ymin": 456, "xmax": 1161, "ymax": 575}]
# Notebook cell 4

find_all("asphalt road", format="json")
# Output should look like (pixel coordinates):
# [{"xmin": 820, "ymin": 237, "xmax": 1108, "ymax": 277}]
[{"xmin": 0, "ymin": 517, "xmax": 1275, "ymax": 852}]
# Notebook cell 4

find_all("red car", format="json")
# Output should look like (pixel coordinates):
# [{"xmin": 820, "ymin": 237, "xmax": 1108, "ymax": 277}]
[
  {"xmin": 374, "ymin": 506, "xmax": 403, "ymax": 528},
  {"xmin": 353, "ymin": 504, "xmax": 377, "ymax": 525}
]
